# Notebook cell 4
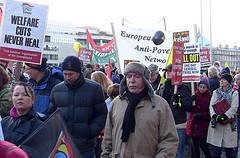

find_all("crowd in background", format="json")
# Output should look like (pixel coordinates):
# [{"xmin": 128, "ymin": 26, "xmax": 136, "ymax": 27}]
[{"xmin": 0, "ymin": 58, "xmax": 240, "ymax": 158}]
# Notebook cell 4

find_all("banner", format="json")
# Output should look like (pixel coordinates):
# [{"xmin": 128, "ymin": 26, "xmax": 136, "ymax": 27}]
[
  {"xmin": 182, "ymin": 43, "xmax": 201, "ymax": 82},
  {"xmin": 20, "ymin": 110, "xmax": 81, "ymax": 158},
  {"xmin": 86, "ymin": 30, "xmax": 117, "ymax": 65},
  {"xmin": 171, "ymin": 42, "xmax": 184, "ymax": 85},
  {"xmin": 112, "ymin": 24, "xmax": 173, "ymax": 72},
  {"xmin": 87, "ymin": 29, "xmax": 115, "ymax": 53},
  {"xmin": 200, "ymin": 47, "xmax": 211, "ymax": 68},
  {"xmin": 0, "ymin": 0, "xmax": 48, "ymax": 64},
  {"xmin": 77, "ymin": 48, "xmax": 93, "ymax": 64}
]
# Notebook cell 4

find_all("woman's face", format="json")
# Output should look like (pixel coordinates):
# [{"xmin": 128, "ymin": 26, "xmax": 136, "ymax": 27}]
[
  {"xmin": 220, "ymin": 78, "xmax": 229, "ymax": 88},
  {"xmin": 198, "ymin": 84, "xmax": 208, "ymax": 93},
  {"xmin": 12, "ymin": 85, "xmax": 34, "ymax": 115},
  {"xmin": 235, "ymin": 78, "xmax": 240, "ymax": 86}
]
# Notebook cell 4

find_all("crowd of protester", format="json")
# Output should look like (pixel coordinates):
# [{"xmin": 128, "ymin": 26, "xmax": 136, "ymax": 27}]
[{"xmin": 0, "ymin": 58, "xmax": 240, "ymax": 158}]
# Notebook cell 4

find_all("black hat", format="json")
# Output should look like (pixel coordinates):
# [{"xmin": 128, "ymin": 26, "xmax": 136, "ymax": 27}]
[
  {"xmin": 62, "ymin": 56, "xmax": 82, "ymax": 73},
  {"xmin": 162, "ymin": 64, "xmax": 172, "ymax": 72},
  {"xmin": 220, "ymin": 67, "xmax": 230, "ymax": 75},
  {"xmin": 25, "ymin": 57, "xmax": 47, "ymax": 72},
  {"xmin": 220, "ymin": 73, "xmax": 233, "ymax": 84}
]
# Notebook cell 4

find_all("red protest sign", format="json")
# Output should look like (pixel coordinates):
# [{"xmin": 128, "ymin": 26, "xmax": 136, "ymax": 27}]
[{"xmin": 171, "ymin": 42, "xmax": 184, "ymax": 85}]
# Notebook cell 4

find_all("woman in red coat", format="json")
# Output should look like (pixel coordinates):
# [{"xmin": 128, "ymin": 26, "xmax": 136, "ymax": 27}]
[
  {"xmin": 0, "ymin": 141, "xmax": 28, "ymax": 158},
  {"xmin": 186, "ymin": 78, "xmax": 212, "ymax": 158}
]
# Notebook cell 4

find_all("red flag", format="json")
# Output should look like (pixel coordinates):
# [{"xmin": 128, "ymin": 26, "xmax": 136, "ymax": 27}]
[
  {"xmin": 86, "ymin": 29, "xmax": 115, "ymax": 53},
  {"xmin": 107, "ymin": 58, "xmax": 111, "ymax": 79}
]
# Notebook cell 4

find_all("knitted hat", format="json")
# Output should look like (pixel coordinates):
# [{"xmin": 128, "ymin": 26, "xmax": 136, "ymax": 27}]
[
  {"xmin": 120, "ymin": 62, "xmax": 154, "ymax": 96},
  {"xmin": 62, "ymin": 56, "xmax": 82, "ymax": 73},
  {"xmin": 199, "ymin": 78, "xmax": 210, "ymax": 88},
  {"xmin": 0, "ymin": 141, "xmax": 29, "ymax": 158},
  {"xmin": 220, "ymin": 67, "xmax": 230, "ymax": 75},
  {"xmin": 220, "ymin": 73, "xmax": 233, "ymax": 84},
  {"xmin": 148, "ymin": 64, "xmax": 158, "ymax": 73},
  {"xmin": 25, "ymin": 57, "xmax": 47, "ymax": 72}
]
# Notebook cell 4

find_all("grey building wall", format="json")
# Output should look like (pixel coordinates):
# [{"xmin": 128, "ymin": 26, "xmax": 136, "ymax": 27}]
[{"xmin": 212, "ymin": 45, "xmax": 240, "ymax": 69}]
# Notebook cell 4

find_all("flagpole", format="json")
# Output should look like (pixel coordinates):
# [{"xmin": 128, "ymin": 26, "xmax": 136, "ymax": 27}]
[
  {"xmin": 111, "ymin": 22, "xmax": 122, "ymax": 73},
  {"xmin": 209, "ymin": 0, "xmax": 213, "ymax": 64},
  {"xmin": 157, "ymin": 17, "xmax": 167, "ymax": 31},
  {"xmin": 200, "ymin": 0, "xmax": 204, "ymax": 48}
]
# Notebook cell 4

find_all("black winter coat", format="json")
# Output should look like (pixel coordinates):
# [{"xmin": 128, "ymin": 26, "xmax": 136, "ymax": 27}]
[
  {"xmin": 1, "ymin": 109, "xmax": 42, "ymax": 146},
  {"xmin": 159, "ymin": 79, "xmax": 192, "ymax": 124},
  {"xmin": 48, "ymin": 75, "xmax": 107, "ymax": 152}
]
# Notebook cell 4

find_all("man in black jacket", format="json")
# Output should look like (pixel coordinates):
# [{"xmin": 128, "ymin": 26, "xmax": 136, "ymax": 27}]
[
  {"xmin": 48, "ymin": 56, "xmax": 107, "ymax": 158},
  {"xmin": 158, "ymin": 64, "xmax": 192, "ymax": 158}
]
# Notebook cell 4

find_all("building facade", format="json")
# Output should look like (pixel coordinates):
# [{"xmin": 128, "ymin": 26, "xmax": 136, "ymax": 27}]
[
  {"xmin": 212, "ymin": 45, "xmax": 240, "ymax": 69},
  {"xmin": 43, "ymin": 23, "xmax": 113, "ymax": 66}
]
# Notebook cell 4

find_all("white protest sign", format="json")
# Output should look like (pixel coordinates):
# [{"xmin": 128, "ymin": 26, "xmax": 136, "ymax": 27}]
[
  {"xmin": 0, "ymin": 0, "xmax": 48, "ymax": 64},
  {"xmin": 112, "ymin": 24, "xmax": 173, "ymax": 72},
  {"xmin": 182, "ymin": 43, "xmax": 201, "ymax": 82}
]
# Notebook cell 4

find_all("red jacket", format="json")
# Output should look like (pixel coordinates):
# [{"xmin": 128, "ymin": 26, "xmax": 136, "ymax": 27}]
[{"xmin": 186, "ymin": 89, "xmax": 212, "ymax": 138}]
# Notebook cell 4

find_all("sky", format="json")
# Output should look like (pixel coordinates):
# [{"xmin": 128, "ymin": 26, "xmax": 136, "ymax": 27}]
[{"xmin": 22, "ymin": 0, "xmax": 240, "ymax": 47}]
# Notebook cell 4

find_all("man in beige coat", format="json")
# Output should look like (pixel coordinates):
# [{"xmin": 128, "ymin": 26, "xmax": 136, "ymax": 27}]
[{"xmin": 101, "ymin": 62, "xmax": 178, "ymax": 158}]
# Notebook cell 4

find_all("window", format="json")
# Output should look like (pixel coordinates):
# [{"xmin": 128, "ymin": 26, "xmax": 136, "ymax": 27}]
[{"xmin": 45, "ymin": 35, "xmax": 51, "ymax": 42}]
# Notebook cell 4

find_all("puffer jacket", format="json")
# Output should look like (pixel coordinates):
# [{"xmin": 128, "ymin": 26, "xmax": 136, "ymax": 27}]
[
  {"xmin": 29, "ymin": 66, "xmax": 63, "ymax": 114},
  {"xmin": 48, "ymin": 75, "xmax": 107, "ymax": 152}
]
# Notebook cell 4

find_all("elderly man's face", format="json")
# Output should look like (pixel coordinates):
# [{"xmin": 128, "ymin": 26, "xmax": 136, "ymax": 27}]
[{"xmin": 126, "ymin": 72, "xmax": 145, "ymax": 94}]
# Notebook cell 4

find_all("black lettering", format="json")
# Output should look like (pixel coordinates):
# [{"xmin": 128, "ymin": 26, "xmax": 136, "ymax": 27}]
[
  {"xmin": 25, "ymin": 38, "xmax": 39, "ymax": 48},
  {"xmin": 10, "ymin": 15, "xmax": 39, "ymax": 27},
  {"xmin": 120, "ymin": 31, "xmax": 152, "ymax": 42},
  {"xmin": 4, "ymin": 35, "xmax": 24, "ymax": 45},
  {"xmin": 15, "ymin": 26, "xmax": 31, "ymax": 36}
]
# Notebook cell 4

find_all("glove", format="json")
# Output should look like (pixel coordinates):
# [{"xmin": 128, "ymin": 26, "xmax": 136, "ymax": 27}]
[
  {"xmin": 172, "ymin": 94, "xmax": 181, "ymax": 103},
  {"xmin": 211, "ymin": 118, "xmax": 217, "ymax": 128},
  {"xmin": 216, "ymin": 114, "xmax": 229, "ymax": 123},
  {"xmin": 191, "ymin": 95, "xmax": 196, "ymax": 101},
  {"xmin": 211, "ymin": 114, "xmax": 218, "ymax": 120},
  {"xmin": 211, "ymin": 114, "xmax": 218, "ymax": 128},
  {"xmin": 193, "ymin": 113, "xmax": 202, "ymax": 119}
]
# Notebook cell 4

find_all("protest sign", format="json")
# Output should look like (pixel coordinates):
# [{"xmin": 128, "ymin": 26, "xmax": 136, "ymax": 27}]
[
  {"xmin": 112, "ymin": 24, "xmax": 173, "ymax": 72},
  {"xmin": 182, "ymin": 43, "xmax": 201, "ymax": 82},
  {"xmin": 0, "ymin": 0, "xmax": 48, "ymax": 64},
  {"xmin": 171, "ymin": 42, "xmax": 184, "ymax": 85}
]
